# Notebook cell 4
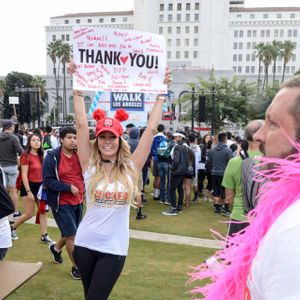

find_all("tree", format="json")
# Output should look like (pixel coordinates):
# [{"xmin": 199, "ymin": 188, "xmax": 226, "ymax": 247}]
[
  {"xmin": 180, "ymin": 72, "xmax": 256, "ymax": 132},
  {"xmin": 281, "ymin": 40, "xmax": 295, "ymax": 83},
  {"xmin": 254, "ymin": 42, "xmax": 265, "ymax": 90},
  {"xmin": 47, "ymin": 40, "xmax": 72, "ymax": 123},
  {"xmin": 31, "ymin": 76, "xmax": 46, "ymax": 127},
  {"xmin": 270, "ymin": 40, "xmax": 282, "ymax": 84},
  {"xmin": 262, "ymin": 44, "xmax": 273, "ymax": 91}
]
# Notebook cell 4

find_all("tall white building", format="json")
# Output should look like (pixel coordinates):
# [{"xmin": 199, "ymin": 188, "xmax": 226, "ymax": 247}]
[{"xmin": 229, "ymin": 7, "xmax": 300, "ymax": 81}]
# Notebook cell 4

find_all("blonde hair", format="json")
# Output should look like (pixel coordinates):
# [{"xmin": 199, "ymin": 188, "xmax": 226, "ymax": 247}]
[{"xmin": 87, "ymin": 137, "xmax": 138, "ymax": 206}]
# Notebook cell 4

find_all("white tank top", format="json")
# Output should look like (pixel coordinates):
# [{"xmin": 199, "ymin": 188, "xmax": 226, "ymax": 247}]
[{"xmin": 75, "ymin": 169, "xmax": 132, "ymax": 256}]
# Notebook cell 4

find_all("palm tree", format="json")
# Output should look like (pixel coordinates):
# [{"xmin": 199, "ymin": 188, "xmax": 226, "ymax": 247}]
[
  {"xmin": 254, "ymin": 42, "xmax": 265, "ymax": 90},
  {"xmin": 58, "ymin": 43, "xmax": 72, "ymax": 123},
  {"xmin": 0, "ymin": 79, "xmax": 6, "ymax": 121},
  {"xmin": 270, "ymin": 40, "xmax": 282, "ymax": 84},
  {"xmin": 31, "ymin": 76, "xmax": 46, "ymax": 127},
  {"xmin": 281, "ymin": 40, "xmax": 296, "ymax": 83},
  {"xmin": 47, "ymin": 40, "xmax": 63, "ymax": 123},
  {"xmin": 262, "ymin": 44, "xmax": 273, "ymax": 91}
]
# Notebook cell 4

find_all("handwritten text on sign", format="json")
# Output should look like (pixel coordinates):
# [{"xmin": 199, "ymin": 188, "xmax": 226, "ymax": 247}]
[{"xmin": 73, "ymin": 27, "xmax": 167, "ymax": 94}]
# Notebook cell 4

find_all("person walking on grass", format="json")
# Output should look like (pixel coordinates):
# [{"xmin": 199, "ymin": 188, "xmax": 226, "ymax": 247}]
[
  {"xmin": 43, "ymin": 126, "xmax": 84, "ymax": 280},
  {"xmin": 69, "ymin": 61, "xmax": 171, "ymax": 300},
  {"xmin": 10, "ymin": 133, "xmax": 53, "ymax": 244},
  {"xmin": 0, "ymin": 120, "xmax": 23, "ymax": 218}
]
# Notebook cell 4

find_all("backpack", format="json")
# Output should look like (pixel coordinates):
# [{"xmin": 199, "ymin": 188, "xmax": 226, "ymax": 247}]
[
  {"xmin": 43, "ymin": 134, "xmax": 52, "ymax": 150},
  {"xmin": 241, "ymin": 157, "xmax": 260, "ymax": 213},
  {"xmin": 185, "ymin": 146, "xmax": 195, "ymax": 177},
  {"xmin": 157, "ymin": 140, "xmax": 171, "ymax": 160}
]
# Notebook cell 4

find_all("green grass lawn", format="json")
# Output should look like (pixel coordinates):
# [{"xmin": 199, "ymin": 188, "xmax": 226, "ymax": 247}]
[{"xmin": 6, "ymin": 224, "xmax": 214, "ymax": 300}]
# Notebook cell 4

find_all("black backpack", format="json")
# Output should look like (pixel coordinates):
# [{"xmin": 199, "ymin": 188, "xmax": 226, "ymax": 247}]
[{"xmin": 43, "ymin": 134, "xmax": 52, "ymax": 150}]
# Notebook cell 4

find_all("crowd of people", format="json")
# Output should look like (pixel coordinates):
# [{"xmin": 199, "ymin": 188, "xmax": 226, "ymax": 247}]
[{"xmin": 0, "ymin": 68, "xmax": 299, "ymax": 299}]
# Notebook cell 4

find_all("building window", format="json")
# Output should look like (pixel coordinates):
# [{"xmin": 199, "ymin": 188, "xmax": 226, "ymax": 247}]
[
  {"xmin": 247, "ymin": 42, "xmax": 251, "ymax": 49},
  {"xmin": 194, "ymin": 38, "xmax": 198, "ymax": 46},
  {"xmin": 168, "ymin": 27, "xmax": 172, "ymax": 34},
  {"xmin": 185, "ymin": 13, "xmax": 190, "ymax": 21},
  {"xmin": 246, "ymin": 54, "xmax": 250, "ymax": 61},
  {"xmin": 184, "ymin": 51, "xmax": 189, "ymax": 58},
  {"xmin": 290, "ymin": 13, "xmax": 295, "ymax": 18},
  {"xmin": 263, "ymin": 14, "xmax": 268, "ymax": 19},
  {"xmin": 238, "ymin": 54, "xmax": 242, "ymax": 61},
  {"xmin": 286, "ymin": 66, "xmax": 290, "ymax": 74},
  {"xmin": 234, "ymin": 30, "xmax": 238, "ymax": 38},
  {"xmin": 195, "ymin": 2, "xmax": 199, "ymax": 10},
  {"xmin": 84, "ymin": 97, "xmax": 92, "ymax": 113},
  {"xmin": 277, "ymin": 13, "xmax": 282, "ymax": 19},
  {"xmin": 111, "ymin": 18, "xmax": 116, "ymax": 23},
  {"xmin": 237, "ymin": 14, "xmax": 242, "ymax": 18},
  {"xmin": 167, "ymin": 39, "xmax": 172, "ymax": 46},
  {"xmin": 233, "ymin": 54, "xmax": 237, "ymax": 62},
  {"xmin": 266, "ymin": 30, "xmax": 270, "ymax": 37},
  {"xmin": 61, "ymin": 34, "xmax": 65, "ymax": 41},
  {"xmin": 186, "ymin": 3, "xmax": 191, "ymax": 10},
  {"xmin": 247, "ymin": 30, "xmax": 251, "ymax": 37},
  {"xmin": 176, "ymin": 51, "xmax": 180, "ymax": 59},
  {"xmin": 239, "ymin": 42, "xmax": 243, "ymax": 49},
  {"xmin": 159, "ymin": 27, "xmax": 163, "ymax": 34},
  {"xmin": 250, "ymin": 14, "xmax": 255, "ymax": 19},
  {"xmin": 69, "ymin": 96, "xmax": 74, "ymax": 114},
  {"xmin": 251, "ymin": 66, "xmax": 255, "ymax": 73},
  {"xmin": 176, "ymin": 39, "xmax": 180, "ymax": 46},
  {"xmin": 193, "ymin": 51, "xmax": 198, "ymax": 58},
  {"xmin": 168, "ymin": 3, "xmax": 173, "ymax": 11},
  {"xmin": 278, "ymin": 66, "xmax": 282, "ymax": 73},
  {"xmin": 293, "ymin": 29, "xmax": 298, "ymax": 37},
  {"xmin": 64, "ymin": 20, "xmax": 69, "ymax": 24},
  {"xmin": 194, "ymin": 13, "xmax": 199, "ymax": 21},
  {"xmin": 123, "ymin": 17, "xmax": 128, "ymax": 22},
  {"xmin": 274, "ymin": 29, "xmax": 278, "ymax": 37},
  {"xmin": 160, "ymin": 4, "xmax": 164, "ymax": 11},
  {"xmin": 176, "ymin": 26, "xmax": 181, "ymax": 34},
  {"xmin": 280, "ymin": 30, "xmax": 284, "ymax": 37},
  {"xmin": 88, "ymin": 19, "xmax": 92, "ymax": 23},
  {"xmin": 292, "ymin": 54, "xmax": 296, "ymax": 61},
  {"xmin": 238, "ymin": 66, "xmax": 242, "ymax": 73},
  {"xmin": 177, "ymin": 3, "xmax": 182, "ymax": 10},
  {"xmin": 233, "ymin": 42, "xmax": 238, "ymax": 49},
  {"xmin": 233, "ymin": 66, "xmax": 237, "ymax": 73},
  {"xmin": 259, "ymin": 66, "xmax": 263, "ymax": 73},
  {"xmin": 252, "ymin": 42, "xmax": 256, "ymax": 49},
  {"xmin": 66, "ymin": 34, "xmax": 70, "ymax": 41},
  {"xmin": 168, "ymin": 14, "xmax": 172, "ymax": 21},
  {"xmin": 52, "ymin": 35, "xmax": 56, "ymax": 41},
  {"xmin": 185, "ymin": 26, "xmax": 190, "ymax": 34},
  {"xmin": 194, "ymin": 26, "xmax": 198, "ymax": 33},
  {"xmin": 159, "ymin": 14, "xmax": 164, "ymax": 22},
  {"xmin": 253, "ymin": 30, "xmax": 257, "ymax": 37},
  {"xmin": 167, "ymin": 51, "xmax": 171, "ymax": 59},
  {"xmin": 185, "ymin": 39, "xmax": 189, "ymax": 46},
  {"xmin": 177, "ymin": 14, "xmax": 181, "ymax": 21},
  {"xmin": 261, "ymin": 30, "xmax": 265, "ymax": 37},
  {"xmin": 76, "ymin": 19, "xmax": 80, "ymax": 24},
  {"xmin": 288, "ymin": 30, "xmax": 292, "ymax": 37},
  {"xmin": 239, "ymin": 30, "xmax": 243, "ymax": 37},
  {"xmin": 291, "ymin": 66, "xmax": 296, "ymax": 73},
  {"xmin": 252, "ymin": 53, "xmax": 256, "ymax": 61},
  {"xmin": 246, "ymin": 66, "xmax": 250, "ymax": 73}
]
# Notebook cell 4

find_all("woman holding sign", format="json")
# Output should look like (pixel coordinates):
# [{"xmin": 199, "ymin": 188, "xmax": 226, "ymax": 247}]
[{"xmin": 69, "ymin": 61, "xmax": 171, "ymax": 300}]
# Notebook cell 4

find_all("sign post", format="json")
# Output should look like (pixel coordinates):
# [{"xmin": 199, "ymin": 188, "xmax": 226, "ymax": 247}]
[{"xmin": 9, "ymin": 97, "xmax": 19, "ymax": 119}]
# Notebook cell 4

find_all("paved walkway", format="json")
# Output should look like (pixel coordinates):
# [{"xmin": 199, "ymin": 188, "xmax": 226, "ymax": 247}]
[{"xmin": 26, "ymin": 217, "xmax": 220, "ymax": 249}]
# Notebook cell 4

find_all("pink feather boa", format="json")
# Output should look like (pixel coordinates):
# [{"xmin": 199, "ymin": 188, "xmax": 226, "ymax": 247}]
[{"xmin": 188, "ymin": 143, "xmax": 300, "ymax": 300}]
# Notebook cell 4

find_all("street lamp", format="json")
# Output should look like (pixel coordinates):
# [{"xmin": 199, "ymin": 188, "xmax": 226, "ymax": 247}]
[{"xmin": 178, "ymin": 87, "xmax": 196, "ymax": 131}]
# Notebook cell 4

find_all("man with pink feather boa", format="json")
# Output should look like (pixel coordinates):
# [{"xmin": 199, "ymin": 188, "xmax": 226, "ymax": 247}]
[{"xmin": 189, "ymin": 76, "xmax": 300, "ymax": 300}]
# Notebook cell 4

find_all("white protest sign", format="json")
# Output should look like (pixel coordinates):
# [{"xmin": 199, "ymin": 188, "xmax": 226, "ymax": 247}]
[
  {"xmin": 73, "ymin": 27, "xmax": 167, "ymax": 94},
  {"xmin": 9, "ymin": 97, "xmax": 19, "ymax": 104}
]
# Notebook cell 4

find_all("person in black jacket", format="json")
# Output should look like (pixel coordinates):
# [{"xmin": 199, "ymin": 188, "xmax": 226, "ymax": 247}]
[{"xmin": 162, "ymin": 131, "xmax": 190, "ymax": 216}]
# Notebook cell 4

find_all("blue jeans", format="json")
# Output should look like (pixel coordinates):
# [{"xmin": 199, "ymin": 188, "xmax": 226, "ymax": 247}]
[{"xmin": 158, "ymin": 161, "xmax": 170, "ymax": 202}]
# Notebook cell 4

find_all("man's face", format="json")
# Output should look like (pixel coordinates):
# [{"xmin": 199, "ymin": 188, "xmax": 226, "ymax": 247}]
[
  {"xmin": 253, "ymin": 88, "xmax": 298, "ymax": 158},
  {"xmin": 60, "ymin": 133, "xmax": 77, "ymax": 152}
]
